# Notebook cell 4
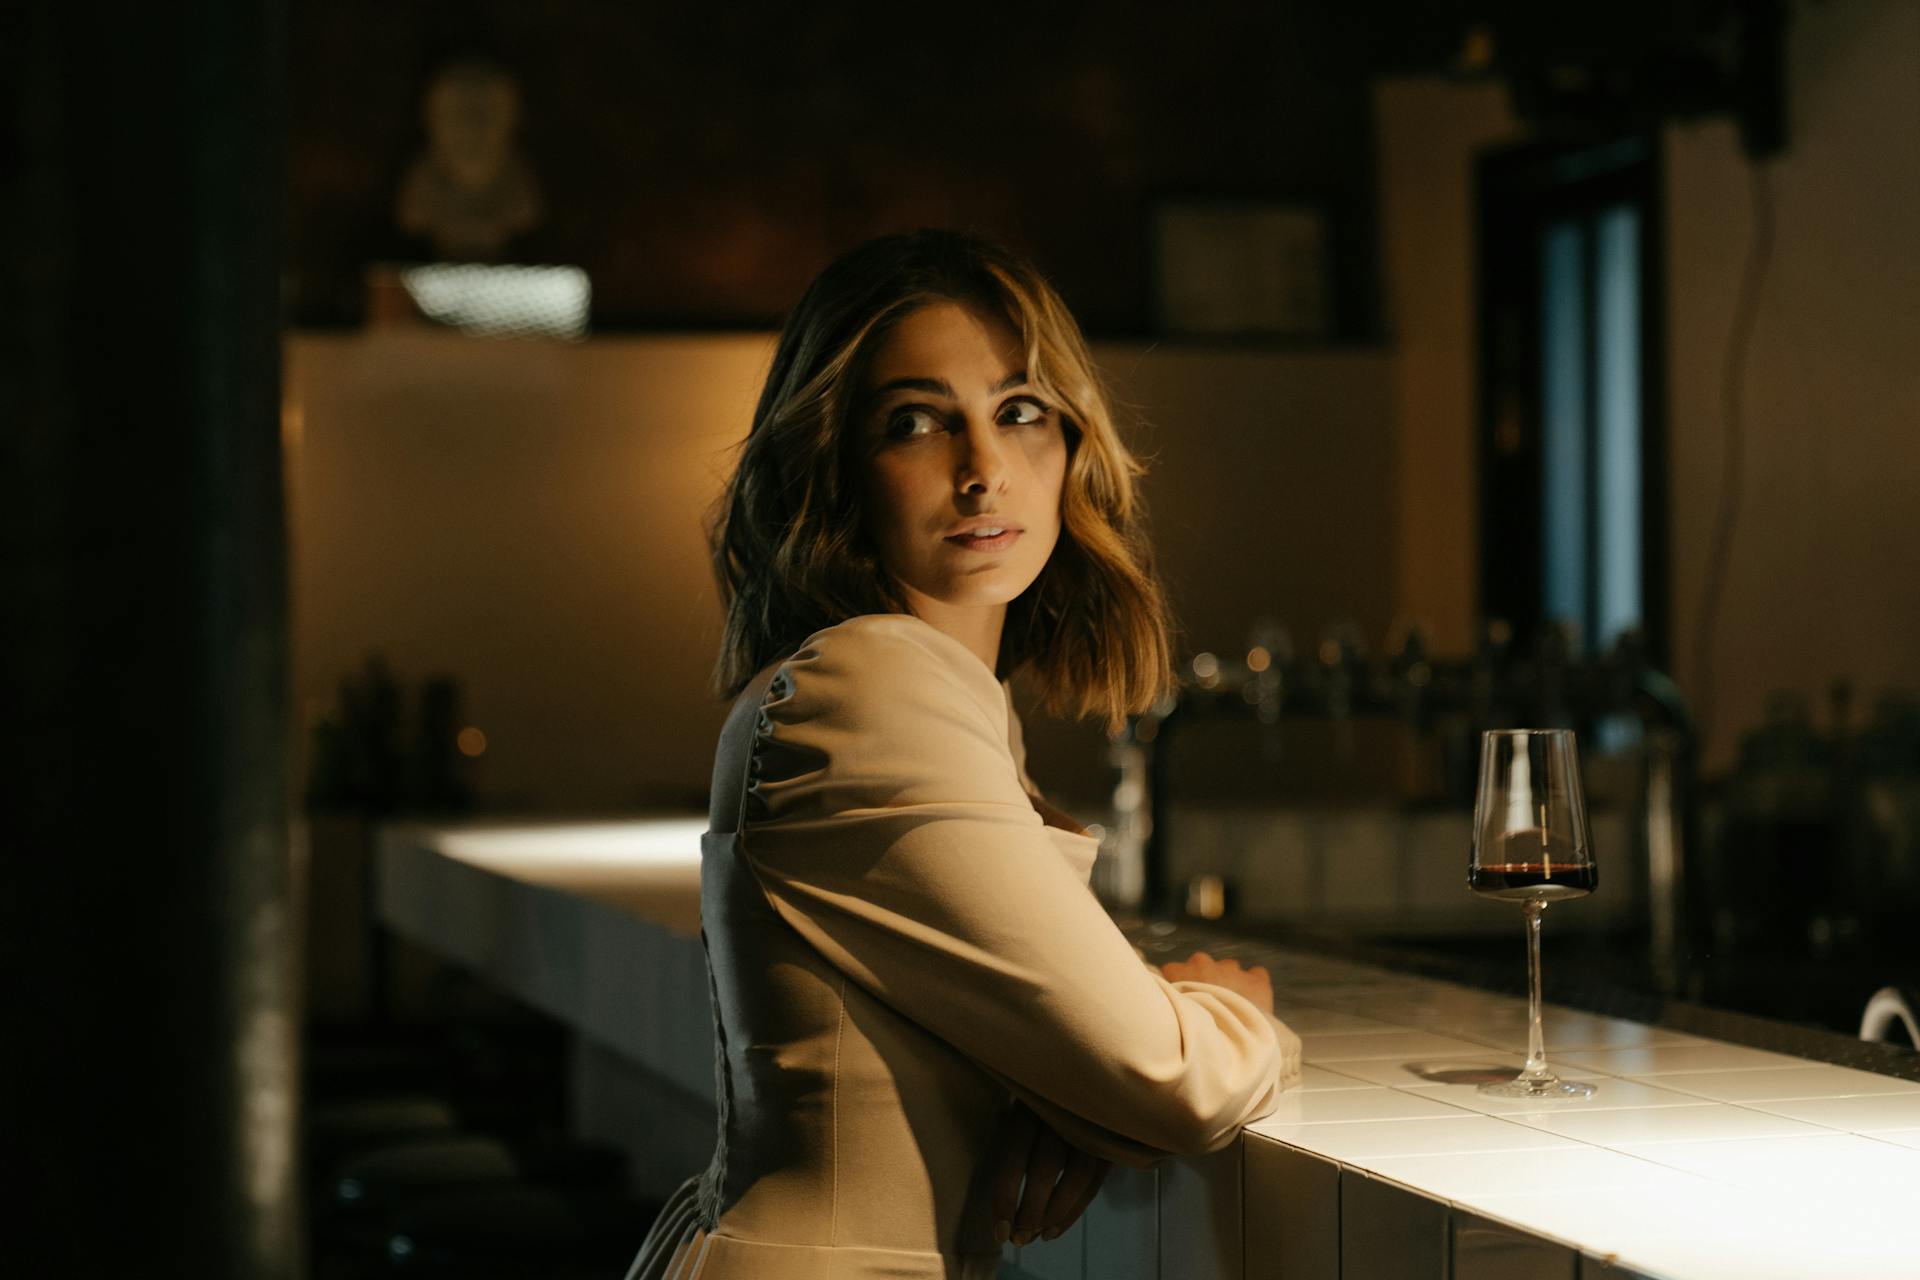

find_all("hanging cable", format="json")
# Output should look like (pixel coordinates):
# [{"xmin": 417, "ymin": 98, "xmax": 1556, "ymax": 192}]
[{"xmin": 1688, "ymin": 160, "xmax": 1775, "ymax": 762}]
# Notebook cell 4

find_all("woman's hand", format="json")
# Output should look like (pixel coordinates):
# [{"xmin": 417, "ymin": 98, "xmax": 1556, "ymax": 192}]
[
  {"xmin": 968, "ymin": 1097, "xmax": 1110, "ymax": 1249},
  {"xmin": 1159, "ymin": 949, "xmax": 1274, "ymax": 1016}
]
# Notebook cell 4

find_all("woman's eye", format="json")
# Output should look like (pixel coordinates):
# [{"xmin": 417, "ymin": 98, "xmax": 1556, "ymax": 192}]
[
  {"xmin": 886, "ymin": 407, "xmax": 942, "ymax": 438},
  {"xmin": 883, "ymin": 398, "xmax": 1049, "ymax": 439},
  {"xmin": 1000, "ymin": 397, "xmax": 1050, "ymax": 426}
]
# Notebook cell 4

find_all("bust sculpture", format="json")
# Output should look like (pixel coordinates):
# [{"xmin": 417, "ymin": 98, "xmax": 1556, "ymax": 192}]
[{"xmin": 395, "ymin": 57, "xmax": 544, "ymax": 261}]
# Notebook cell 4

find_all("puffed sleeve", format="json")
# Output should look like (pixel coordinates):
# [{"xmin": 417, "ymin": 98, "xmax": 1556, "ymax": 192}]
[{"xmin": 740, "ymin": 615, "xmax": 1300, "ymax": 1164}]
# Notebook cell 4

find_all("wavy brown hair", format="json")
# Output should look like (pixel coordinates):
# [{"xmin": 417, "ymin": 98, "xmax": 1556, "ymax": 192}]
[{"xmin": 707, "ymin": 228, "xmax": 1174, "ymax": 735}]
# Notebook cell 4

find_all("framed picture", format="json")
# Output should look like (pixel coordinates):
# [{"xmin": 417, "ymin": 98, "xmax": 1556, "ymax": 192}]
[{"xmin": 1152, "ymin": 201, "xmax": 1332, "ymax": 338}]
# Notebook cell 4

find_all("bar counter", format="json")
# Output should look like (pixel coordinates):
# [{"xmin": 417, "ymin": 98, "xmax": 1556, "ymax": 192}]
[{"xmin": 375, "ymin": 817, "xmax": 1920, "ymax": 1279}]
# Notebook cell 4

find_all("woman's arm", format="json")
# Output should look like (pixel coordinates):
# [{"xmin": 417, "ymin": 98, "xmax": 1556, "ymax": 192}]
[{"xmin": 741, "ymin": 616, "xmax": 1299, "ymax": 1161}]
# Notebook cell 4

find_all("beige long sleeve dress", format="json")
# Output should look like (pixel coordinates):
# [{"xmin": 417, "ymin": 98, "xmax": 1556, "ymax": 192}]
[{"xmin": 625, "ymin": 613, "xmax": 1301, "ymax": 1280}]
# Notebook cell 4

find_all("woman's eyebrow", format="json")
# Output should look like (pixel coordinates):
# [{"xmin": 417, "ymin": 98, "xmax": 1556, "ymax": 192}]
[{"xmin": 867, "ymin": 370, "xmax": 1030, "ymax": 400}]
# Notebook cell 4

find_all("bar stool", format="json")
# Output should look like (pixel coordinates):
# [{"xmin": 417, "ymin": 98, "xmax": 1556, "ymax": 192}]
[
  {"xmin": 307, "ymin": 1095, "xmax": 462, "ymax": 1213},
  {"xmin": 332, "ymin": 1135, "xmax": 521, "ymax": 1212},
  {"xmin": 309, "ymin": 1095, "xmax": 458, "ymax": 1159},
  {"xmin": 382, "ymin": 1184, "xmax": 592, "ymax": 1276}
]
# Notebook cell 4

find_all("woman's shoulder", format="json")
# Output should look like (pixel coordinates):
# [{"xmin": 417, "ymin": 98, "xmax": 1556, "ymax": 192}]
[
  {"xmin": 790, "ymin": 611, "xmax": 975, "ymax": 666},
  {"xmin": 774, "ymin": 613, "xmax": 1006, "ymax": 723},
  {"xmin": 744, "ymin": 614, "xmax": 1021, "ymax": 822}
]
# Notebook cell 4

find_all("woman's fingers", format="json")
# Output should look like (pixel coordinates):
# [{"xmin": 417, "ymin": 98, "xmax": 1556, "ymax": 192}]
[
  {"xmin": 1160, "ymin": 950, "xmax": 1277, "ymax": 1014},
  {"xmin": 975, "ymin": 1107, "xmax": 1115, "ymax": 1250},
  {"xmin": 1036, "ymin": 1148, "xmax": 1106, "ymax": 1238},
  {"xmin": 984, "ymin": 1102, "xmax": 1039, "ymax": 1241},
  {"xmin": 1008, "ymin": 1125, "xmax": 1066, "ymax": 1244},
  {"xmin": 1047, "ymin": 1156, "xmax": 1110, "ymax": 1238}
]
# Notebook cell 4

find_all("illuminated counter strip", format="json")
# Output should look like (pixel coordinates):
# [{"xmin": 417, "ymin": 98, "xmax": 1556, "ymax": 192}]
[
  {"xmin": 376, "ymin": 820, "xmax": 1920, "ymax": 1280},
  {"xmin": 374, "ymin": 817, "xmax": 721, "ymax": 1200}
]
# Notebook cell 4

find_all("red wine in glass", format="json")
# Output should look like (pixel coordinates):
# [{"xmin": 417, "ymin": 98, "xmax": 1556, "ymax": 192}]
[
  {"xmin": 1470, "ymin": 830, "xmax": 1598, "ymax": 902},
  {"xmin": 1469, "ymin": 732, "xmax": 1598, "ymax": 1100},
  {"xmin": 1471, "ymin": 862, "xmax": 1597, "ymax": 901}
]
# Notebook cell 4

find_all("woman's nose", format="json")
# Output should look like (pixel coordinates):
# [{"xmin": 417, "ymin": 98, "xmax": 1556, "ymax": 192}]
[{"xmin": 954, "ymin": 417, "xmax": 1009, "ymax": 495}]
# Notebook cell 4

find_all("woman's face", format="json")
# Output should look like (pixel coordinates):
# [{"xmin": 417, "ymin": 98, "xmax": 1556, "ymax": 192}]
[{"xmin": 855, "ymin": 299, "xmax": 1068, "ymax": 626}]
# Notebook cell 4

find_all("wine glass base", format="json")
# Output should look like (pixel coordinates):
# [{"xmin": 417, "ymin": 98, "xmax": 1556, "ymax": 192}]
[{"xmin": 1477, "ymin": 1076, "xmax": 1597, "ymax": 1100}]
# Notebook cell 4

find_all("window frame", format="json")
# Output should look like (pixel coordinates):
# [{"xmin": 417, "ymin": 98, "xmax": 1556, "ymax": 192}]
[{"xmin": 1473, "ymin": 133, "xmax": 1670, "ymax": 668}]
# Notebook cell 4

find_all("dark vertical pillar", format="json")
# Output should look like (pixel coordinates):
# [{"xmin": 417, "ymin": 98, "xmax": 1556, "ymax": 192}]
[{"xmin": 1, "ymin": 1, "xmax": 296, "ymax": 1277}]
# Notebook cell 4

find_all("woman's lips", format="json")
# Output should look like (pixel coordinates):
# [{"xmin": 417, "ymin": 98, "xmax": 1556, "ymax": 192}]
[{"xmin": 944, "ymin": 529, "xmax": 1022, "ymax": 551}]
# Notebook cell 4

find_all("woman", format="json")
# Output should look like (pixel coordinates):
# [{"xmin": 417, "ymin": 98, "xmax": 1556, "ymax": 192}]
[{"xmin": 626, "ymin": 229, "xmax": 1301, "ymax": 1280}]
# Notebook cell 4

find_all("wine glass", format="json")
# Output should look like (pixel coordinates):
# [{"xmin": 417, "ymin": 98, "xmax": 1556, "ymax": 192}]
[{"xmin": 1469, "ymin": 728, "xmax": 1598, "ymax": 1099}]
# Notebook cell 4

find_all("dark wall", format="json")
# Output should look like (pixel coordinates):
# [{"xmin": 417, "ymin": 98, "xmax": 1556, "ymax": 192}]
[
  {"xmin": 288, "ymin": 0, "xmax": 1380, "ymax": 336},
  {"xmin": 5, "ymin": 1, "xmax": 296, "ymax": 1274}
]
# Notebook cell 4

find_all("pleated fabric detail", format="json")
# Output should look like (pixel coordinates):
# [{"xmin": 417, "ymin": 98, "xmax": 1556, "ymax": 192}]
[{"xmin": 622, "ymin": 1174, "xmax": 708, "ymax": 1280}]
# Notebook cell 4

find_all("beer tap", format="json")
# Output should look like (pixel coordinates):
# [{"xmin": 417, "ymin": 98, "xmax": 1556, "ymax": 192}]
[
  {"xmin": 1319, "ymin": 620, "xmax": 1367, "ymax": 762},
  {"xmin": 1247, "ymin": 617, "xmax": 1290, "ymax": 764},
  {"xmin": 1472, "ymin": 619, "xmax": 1515, "ymax": 727},
  {"xmin": 1386, "ymin": 617, "xmax": 1435, "ymax": 736}
]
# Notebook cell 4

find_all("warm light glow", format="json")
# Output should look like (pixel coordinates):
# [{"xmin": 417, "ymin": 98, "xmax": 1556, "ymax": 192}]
[
  {"xmin": 1186, "ymin": 873, "xmax": 1227, "ymax": 919},
  {"xmin": 1246, "ymin": 647, "xmax": 1271, "ymax": 673},
  {"xmin": 398, "ymin": 263, "xmax": 590, "ymax": 339},
  {"xmin": 456, "ymin": 726, "xmax": 488, "ymax": 757},
  {"xmin": 435, "ymin": 819, "xmax": 707, "ymax": 869},
  {"xmin": 1457, "ymin": 24, "xmax": 1495, "ymax": 73}
]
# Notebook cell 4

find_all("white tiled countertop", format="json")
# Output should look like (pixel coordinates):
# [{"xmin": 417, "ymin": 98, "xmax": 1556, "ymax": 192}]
[
  {"xmin": 376, "ymin": 818, "xmax": 1920, "ymax": 1279},
  {"xmin": 1163, "ymin": 931, "xmax": 1920, "ymax": 1280}
]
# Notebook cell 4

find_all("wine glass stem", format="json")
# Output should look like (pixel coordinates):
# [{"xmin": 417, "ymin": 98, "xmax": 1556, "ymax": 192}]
[{"xmin": 1521, "ymin": 898, "xmax": 1551, "ymax": 1082}]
